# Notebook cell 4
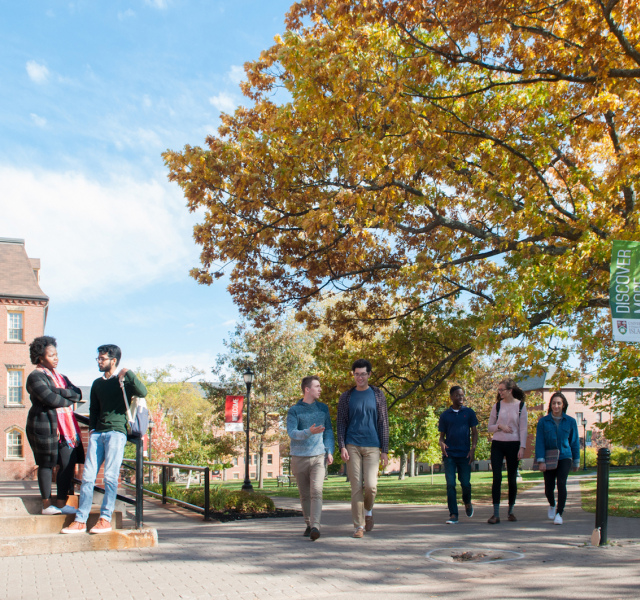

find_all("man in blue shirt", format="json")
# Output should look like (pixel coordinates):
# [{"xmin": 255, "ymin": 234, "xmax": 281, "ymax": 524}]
[
  {"xmin": 337, "ymin": 359, "xmax": 389, "ymax": 538},
  {"xmin": 438, "ymin": 386, "xmax": 478, "ymax": 524},
  {"xmin": 286, "ymin": 376, "xmax": 334, "ymax": 541}
]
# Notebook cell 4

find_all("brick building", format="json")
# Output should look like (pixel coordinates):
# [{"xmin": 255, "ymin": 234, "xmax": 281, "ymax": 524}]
[{"xmin": 0, "ymin": 238, "xmax": 49, "ymax": 480}]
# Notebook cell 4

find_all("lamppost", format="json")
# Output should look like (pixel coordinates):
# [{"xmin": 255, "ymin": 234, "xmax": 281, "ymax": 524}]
[
  {"xmin": 242, "ymin": 368, "xmax": 255, "ymax": 492},
  {"xmin": 582, "ymin": 418, "xmax": 588, "ymax": 471}
]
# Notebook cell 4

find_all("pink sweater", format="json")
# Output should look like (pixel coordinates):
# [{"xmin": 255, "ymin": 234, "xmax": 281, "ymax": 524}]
[{"xmin": 488, "ymin": 401, "xmax": 528, "ymax": 447}]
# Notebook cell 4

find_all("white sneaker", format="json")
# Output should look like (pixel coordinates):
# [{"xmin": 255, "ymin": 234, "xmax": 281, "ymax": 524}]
[
  {"xmin": 42, "ymin": 505, "xmax": 62, "ymax": 515},
  {"xmin": 548, "ymin": 506, "xmax": 556, "ymax": 520},
  {"xmin": 554, "ymin": 513, "xmax": 563, "ymax": 525}
]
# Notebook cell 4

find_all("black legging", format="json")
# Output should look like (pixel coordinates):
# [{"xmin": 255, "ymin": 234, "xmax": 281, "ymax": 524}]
[
  {"xmin": 490, "ymin": 440, "xmax": 520, "ymax": 506},
  {"xmin": 543, "ymin": 458, "xmax": 572, "ymax": 515},
  {"xmin": 37, "ymin": 442, "xmax": 79, "ymax": 501}
]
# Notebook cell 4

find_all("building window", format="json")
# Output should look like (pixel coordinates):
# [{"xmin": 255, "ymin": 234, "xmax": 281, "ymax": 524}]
[
  {"xmin": 575, "ymin": 412, "xmax": 583, "ymax": 424},
  {"xmin": 232, "ymin": 457, "xmax": 238, "ymax": 466},
  {"xmin": 267, "ymin": 454, "xmax": 273, "ymax": 465},
  {"xmin": 7, "ymin": 370, "xmax": 23, "ymax": 404},
  {"xmin": 598, "ymin": 412, "xmax": 604, "ymax": 423},
  {"xmin": 6, "ymin": 430, "xmax": 23, "ymax": 458},
  {"xmin": 267, "ymin": 472, "xmax": 273, "ymax": 478},
  {"xmin": 586, "ymin": 430, "xmax": 593, "ymax": 447},
  {"xmin": 575, "ymin": 390, "xmax": 583, "ymax": 403},
  {"xmin": 233, "ymin": 473, "xmax": 239, "ymax": 479},
  {"xmin": 7, "ymin": 312, "xmax": 24, "ymax": 342}
]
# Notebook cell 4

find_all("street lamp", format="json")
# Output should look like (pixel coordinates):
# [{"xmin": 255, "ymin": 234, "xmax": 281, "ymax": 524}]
[
  {"xmin": 242, "ymin": 368, "xmax": 255, "ymax": 492},
  {"xmin": 582, "ymin": 418, "xmax": 588, "ymax": 471}
]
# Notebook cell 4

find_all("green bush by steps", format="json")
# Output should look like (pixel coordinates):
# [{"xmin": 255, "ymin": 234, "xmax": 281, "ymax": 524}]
[{"xmin": 145, "ymin": 483, "xmax": 275, "ymax": 513}]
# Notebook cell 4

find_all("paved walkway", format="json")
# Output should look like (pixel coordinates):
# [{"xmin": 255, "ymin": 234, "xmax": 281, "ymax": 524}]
[{"xmin": 1, "ymin": 476, "xmax": 639, "ymax": 600}]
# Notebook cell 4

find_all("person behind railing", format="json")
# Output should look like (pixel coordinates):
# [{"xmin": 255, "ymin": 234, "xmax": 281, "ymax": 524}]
[
  {"xmin": 26, "ymin": 336, "xmax": 85, "ymax": 515},
  {"xmin": 61, "ymin": 344, "xmax": 147, "ymax": 535},
  {"xmin": 535, "ymin": 392, "xmax": 580, "ymax": 525}
]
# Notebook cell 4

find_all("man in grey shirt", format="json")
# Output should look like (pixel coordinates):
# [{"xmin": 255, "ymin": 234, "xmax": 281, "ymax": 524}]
[{"xmin": 286, "ymin": 376, "xmax": 334, "ymax": 541}]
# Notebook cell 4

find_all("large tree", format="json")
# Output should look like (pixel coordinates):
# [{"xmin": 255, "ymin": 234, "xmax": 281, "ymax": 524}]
[{"xmin": 165, "ymin": 0, "xmax": 640, "ymax": 399}]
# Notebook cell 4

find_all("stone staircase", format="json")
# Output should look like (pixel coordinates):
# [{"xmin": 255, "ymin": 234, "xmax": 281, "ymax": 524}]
[{"xmin": 0, "ymin": 493, "xmax": 157, "ymax": 557}]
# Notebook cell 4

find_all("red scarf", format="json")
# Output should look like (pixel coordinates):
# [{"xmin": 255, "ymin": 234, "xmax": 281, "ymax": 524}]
[{"xmin": 37, "ymin": 366, "xmax": 82, "ymax": 449}]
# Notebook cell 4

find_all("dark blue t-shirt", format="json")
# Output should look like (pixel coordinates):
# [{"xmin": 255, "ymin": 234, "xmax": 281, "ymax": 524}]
[
  {"xmin": 438, "ymin": 406, "xmax": 478, "ymax": 458},
  {"xmin": 345, "ymin": 387, "xmax": 380, "ymax": 448}
]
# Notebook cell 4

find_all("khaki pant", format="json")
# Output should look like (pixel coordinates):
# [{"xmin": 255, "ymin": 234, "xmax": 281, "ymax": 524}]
[
  {"xmin": 346, "ymin": 444, "xmax": 380, "ymax": 529},
  {"xmin": 291, "ymin": 454, "xmax": 326, "ymax": 529}
]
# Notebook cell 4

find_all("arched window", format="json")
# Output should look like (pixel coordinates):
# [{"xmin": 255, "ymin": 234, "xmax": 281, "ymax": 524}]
[{"xmin": 6, "ymin": 429, "xmax": 23, "ymax": 458}]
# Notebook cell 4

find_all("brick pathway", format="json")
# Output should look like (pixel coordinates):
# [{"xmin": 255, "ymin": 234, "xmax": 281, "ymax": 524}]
[{"xmin": 1, "ymin": 476, "xmax": 638, "ymax": 600}]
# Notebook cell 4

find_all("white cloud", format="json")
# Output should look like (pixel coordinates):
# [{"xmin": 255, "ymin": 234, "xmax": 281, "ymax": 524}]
[
  {"xmin": 30, "ymin": 113, "xmax": 47, "ymax": 128},
  {"xmin": 26, "ymin": 60, "xmax": 50, "ymax": 84},
  {"xmin": 0, "ymin": 165, "xmax": 197, "ymax": 302},
  {"xmin": 227, "ymin": 65, "xmax": 245, "ymax": 85},
  {"xmin": 142, "ymin": 94, "xmax": 152, "ymax": 108},
  {"xmin": 118, "ymin": 9, "xmax": 136, "ymax": 20},
  {"xmin": 128, "ymin": 352, "xmax": 214, "ymax": 380},
  {"xmin": 209, "ymin": 92, "xmax": 236, "ymax": 113}
]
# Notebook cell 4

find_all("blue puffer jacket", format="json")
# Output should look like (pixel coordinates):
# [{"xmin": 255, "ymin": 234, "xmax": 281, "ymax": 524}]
[{"xmin": 535, "ymin": 413, "xmax": 581, "ymax": 466}]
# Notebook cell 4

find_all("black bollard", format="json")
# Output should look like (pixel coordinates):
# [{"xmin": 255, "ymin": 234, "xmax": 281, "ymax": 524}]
[{"xmin": 595, "ymin": 447, "xmax": 610, "ymax": 546}]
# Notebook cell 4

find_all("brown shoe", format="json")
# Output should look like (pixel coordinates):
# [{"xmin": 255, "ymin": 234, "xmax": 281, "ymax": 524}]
[
  {"xmin": 487, "ymin": 515, "xmax": 500, "ymax": 524},
  {"xmin": 507, "ymin": 513, "xmax": 517, "ymax": 522},
  {"xmin": 365, "ymin": 514, "xmax": 374, "ymax": 531},
  {"xmin": 309, "ymin": 527, "xmax": 321, "ymax": 541},
  {"xmin": 89, "ymin": 517, "xmax": 112, "ymax": 534},
  {"xmin": 353, "ymin": 527, "xmax": 364, "ymax": 538},
  {"xmin": 61, "ymin": 520, "xmax": 87, "ymax": 534}
]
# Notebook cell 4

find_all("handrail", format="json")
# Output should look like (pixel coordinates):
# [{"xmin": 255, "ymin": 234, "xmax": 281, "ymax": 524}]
[
  {"xmin": 122, "ymin": 459, "xmax": 211, "ymax": 520},
  {"xmin": 73, "ymin": 412, "xmax": 145, "ymax": 528}
]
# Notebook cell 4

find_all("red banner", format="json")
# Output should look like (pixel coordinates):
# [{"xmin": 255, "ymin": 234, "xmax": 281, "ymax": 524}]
[{"xmin": 225, "ymin": 395, "xmax": 244, "ymax": 432}]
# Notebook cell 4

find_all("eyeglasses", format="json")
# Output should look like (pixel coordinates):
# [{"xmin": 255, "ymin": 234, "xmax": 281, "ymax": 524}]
[
  {"xmin": 96, "ymin": 357, "xmax": 114, "ymax": 363},
  {"xmin": 497, "ymin": 387, "xmax": 507, "ymax": 393}
]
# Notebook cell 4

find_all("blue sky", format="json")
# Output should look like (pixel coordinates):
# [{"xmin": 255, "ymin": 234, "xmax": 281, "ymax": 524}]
[{"xmin": 2, "ymin": 0, "xmax": 293, "ymax": 384}]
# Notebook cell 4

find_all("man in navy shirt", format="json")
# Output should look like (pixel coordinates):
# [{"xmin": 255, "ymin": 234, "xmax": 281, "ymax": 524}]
[{"xmin": 438, "ymin": 386, "xmax": 478, "ymax": 524}]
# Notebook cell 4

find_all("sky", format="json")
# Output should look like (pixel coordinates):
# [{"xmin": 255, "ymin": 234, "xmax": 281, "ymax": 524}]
[{"xmin": 1, "ymin": 0, "xmax": 294, "ymax": 385}]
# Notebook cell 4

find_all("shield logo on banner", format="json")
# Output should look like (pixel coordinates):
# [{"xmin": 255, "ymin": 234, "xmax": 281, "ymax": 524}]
[{"xmin": 617, "ymin": 320, "xmax": 628, "ymax": 335}]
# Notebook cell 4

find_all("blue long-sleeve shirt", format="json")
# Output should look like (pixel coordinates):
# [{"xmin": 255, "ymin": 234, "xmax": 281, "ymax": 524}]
[
  {"xmin": 286, "ymin": 399, "xmax": 335, "ymax": 457},
  {"xmin": 535, "ymin": 413, "xmax": 581, "ymax": 467}
]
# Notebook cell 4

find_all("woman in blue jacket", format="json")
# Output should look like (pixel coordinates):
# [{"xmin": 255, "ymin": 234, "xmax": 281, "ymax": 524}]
[{"xmin": 535, "ymin": 392, "xmax": 580, "ymax": 525}]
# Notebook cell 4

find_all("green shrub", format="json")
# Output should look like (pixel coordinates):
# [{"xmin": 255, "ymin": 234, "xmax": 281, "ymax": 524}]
[
  {"xmin": 182, "ymin": 486, "xmax": 229, "ymax": 511},
  {"xmin": 224, "ymin": 491, "xmax": 275, "ymax": 513}
]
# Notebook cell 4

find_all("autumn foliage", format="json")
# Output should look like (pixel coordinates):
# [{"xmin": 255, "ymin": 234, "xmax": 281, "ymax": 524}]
[{"xmin": 165, "ymin": 0, "xmax": 640, "ymax": 398}]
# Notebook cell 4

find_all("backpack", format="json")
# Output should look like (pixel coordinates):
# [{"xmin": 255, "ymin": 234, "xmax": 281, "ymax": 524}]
[{"xmin": 120, "ymin": 380, "xmax": 149, "ymax": 438}]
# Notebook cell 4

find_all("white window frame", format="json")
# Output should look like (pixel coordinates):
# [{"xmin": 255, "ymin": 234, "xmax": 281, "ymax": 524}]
[
  {"xmin": 7, "ymin": 370, "xmax": 23, "ymax": 405},
  {"xmin": 267, "ymin": 453, "xmax": 273, "ymax": 465},
  {"xmin": 7, "ymin": 312, "xmax": 24, "ymax": 342},
  {"xmin": 6, "ymin": 429, "xmax": 24, "ymax": 458}
]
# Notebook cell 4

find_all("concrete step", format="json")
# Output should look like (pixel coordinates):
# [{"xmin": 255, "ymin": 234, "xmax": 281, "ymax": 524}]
[
  {"xmin": 0, "ymin": 510, "xmax": 123, "ymax": 536},
  {"xmin": 0, "ymin": 528, "xmax": 158, "ymax": 557}
]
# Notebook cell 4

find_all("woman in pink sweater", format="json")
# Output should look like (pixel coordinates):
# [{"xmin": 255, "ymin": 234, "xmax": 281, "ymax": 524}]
[{"xmin": 487, "ymin": 379, "xmax": 528, "ymax": 524}]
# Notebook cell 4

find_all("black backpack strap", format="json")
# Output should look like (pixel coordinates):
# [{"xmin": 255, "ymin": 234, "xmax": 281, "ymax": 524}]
[
  {"xmin": 496, "ymin": 400, "xmax": 501, "ymax": 416},
  {"xmin": 518, "ymin": 400, "xmax": 525, "ymax": 417}
]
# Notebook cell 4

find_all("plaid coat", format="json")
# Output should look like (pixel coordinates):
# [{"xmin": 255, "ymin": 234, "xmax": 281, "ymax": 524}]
[
  {"xmin": 336, "ymin": 385, "xmax": 389, "ymax": 454},
  {"xmin": 26, "ymin": 370, "xmax": 84, "ymax": 468}
]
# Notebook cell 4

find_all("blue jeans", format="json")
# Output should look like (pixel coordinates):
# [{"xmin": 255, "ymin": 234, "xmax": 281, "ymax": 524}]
[
  {"xmin": 443, "ymin": 455, "xmax": 472, "ymax": 517},
  {"xmin": 76, "ymin": 431, "xmax": 127, "ymax": 523}
]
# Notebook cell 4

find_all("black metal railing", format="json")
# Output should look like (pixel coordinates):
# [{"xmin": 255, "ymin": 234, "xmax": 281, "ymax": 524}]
[
  {"xmin": 122, "ymin": 460, "xmax": 212, "ymax": 521},
  {"xmin": 73, "ymin": 413, "xmax": 145, "ymax": 529}
]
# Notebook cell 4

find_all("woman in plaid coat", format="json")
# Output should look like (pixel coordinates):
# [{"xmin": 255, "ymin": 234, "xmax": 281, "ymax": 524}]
[{"xmin": 26, "ymin": 336, "xmax": 85, "ymax": 515}]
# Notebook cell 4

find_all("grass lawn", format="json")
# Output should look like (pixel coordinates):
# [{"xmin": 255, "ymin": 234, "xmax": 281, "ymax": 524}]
[
  {"xmin": 210, "ymin": 471, "xmax": 547, "ymax": 505},
  {"xmin": 580, "ymin": 468, "xmax": 640, "ymax": 518}
]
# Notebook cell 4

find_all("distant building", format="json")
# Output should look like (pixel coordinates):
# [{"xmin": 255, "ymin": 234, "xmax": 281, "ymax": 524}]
[
  {"xmin": 518, "ymin": 368, "xmax": 609, "ymax": 449},
  {"xmin": 0, "ymin": 238, "xmax": 49, "ymax": 480}
]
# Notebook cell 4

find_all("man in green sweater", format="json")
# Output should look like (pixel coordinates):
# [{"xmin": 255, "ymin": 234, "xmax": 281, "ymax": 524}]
[{"xmin": 62, "ymin": 344, "xmax": 147, "ymax": 534}]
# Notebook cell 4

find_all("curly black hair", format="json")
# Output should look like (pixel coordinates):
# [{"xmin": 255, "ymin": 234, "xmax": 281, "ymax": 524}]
[{"xmin": 29, "ymin": 336, "xmax": 57, "ymax": 365}]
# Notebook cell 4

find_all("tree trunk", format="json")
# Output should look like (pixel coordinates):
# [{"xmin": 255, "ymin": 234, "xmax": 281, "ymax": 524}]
[
  {"xmin": 398, "ymin": 453, "xmax": 407, "ymax": 480},
  {"xmin": 431, "ymin": 464, "xmax": 434, "ymax": 485},
  {"xmin": 409, "ymin": 449, "xmax": 415, "ymax": 477}
]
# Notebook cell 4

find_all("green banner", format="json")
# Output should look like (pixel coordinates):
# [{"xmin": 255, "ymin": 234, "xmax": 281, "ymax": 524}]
[{"xmin": 610, "ymin": 240, "xmax": 640, "ymax": 341}]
